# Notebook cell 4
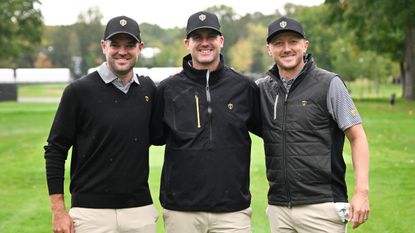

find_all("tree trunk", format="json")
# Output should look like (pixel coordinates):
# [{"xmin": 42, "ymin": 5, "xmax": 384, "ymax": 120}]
[
  {"xmin": 403, "ymin": 18, "xmax": 415, "ymax": 100},
  {"xmin": 400, "ymin": 62, "xmax": 405, "ymax": 98}
]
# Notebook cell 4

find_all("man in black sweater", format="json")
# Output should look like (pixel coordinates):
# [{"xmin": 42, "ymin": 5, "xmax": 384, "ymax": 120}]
[
  {"xmin": 151, "ymin": 11, "xmax": 261, "ymax": 233},
  {"xmin": 44, "ymin": 16, "xmax": 157, "ymax": 233}
]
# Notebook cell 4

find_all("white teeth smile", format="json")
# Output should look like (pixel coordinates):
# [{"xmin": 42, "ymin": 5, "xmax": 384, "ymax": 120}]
[{"xmin": 200, "ymin": 50, "xmax": 211, "ymax": 54}]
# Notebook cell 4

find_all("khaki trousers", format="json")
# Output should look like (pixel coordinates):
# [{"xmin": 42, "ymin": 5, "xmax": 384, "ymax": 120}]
[
  {"xmin": 163, "ymin": 207, "xmax": 252, "ymax": 233},
  {"xmin": 266, "ymin": 203, "xmax": 346, "ymax": 233},
  {"xmin": 69, "ymin": 204, "xmax": 158, "ymax": 233}
]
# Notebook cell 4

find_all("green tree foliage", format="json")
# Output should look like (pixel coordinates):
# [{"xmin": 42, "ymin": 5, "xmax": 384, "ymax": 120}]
[
  {"xmin": 0, "ymin": 0, "xmax": 43, "ymax": 67},
  {"xmin": 43, "ymin": 7, "xmax": 103, "ymax": 77},
  {"xmin": 273, "ymin": 3, "xmax": 399, "ymax": 86},
  {"xmin": 45, "ymin": 25, "xmax": 78, "ymax": 69},
  {"xmin": 150, "ymin": 39, "xmax": 186, "ymax": 67},
  {"xmin": 32, "ymin": 2, "xmax": 400, "ymax": 87},
  {"xmin": 140, "ymin": 23, "xmax": 183, "ymax": 47},
  {"xmin": 325, "ymin": 0, "xmax": 415, "ymax": 99},
  {"xmin": 229, "ymin": 39, "xmax": 253, "ymax": 71},
  {"xmin": 206, "ymin": 5, "xmax": 239, "ymax": 62},
  {"xmin": 330, "ymin": 38, "xmax": 399, "ymax": 83},
  {"xmin": 74, "ymin": 7, "xmax": 104, "ymax": 76},
  {"xmin": 228, "ymin": 23, "xmax": 269, "ymax": 73},
  {"xmin": 137, "ymin": 23, "xmax": 185, "ymax": 67},
  {"xmin": 288, "ymin": 4, "xmax": 338, "ymax": 71}
]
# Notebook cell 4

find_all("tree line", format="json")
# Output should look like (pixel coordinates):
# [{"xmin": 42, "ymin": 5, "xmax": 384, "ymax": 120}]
[{"xmin": 1, "ymin": 0, "xmax": 414, "ymax": 100}]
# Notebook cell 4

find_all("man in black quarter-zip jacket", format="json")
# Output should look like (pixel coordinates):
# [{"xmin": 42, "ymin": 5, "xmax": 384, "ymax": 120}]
[
  {"xmin": 256, "ymin": 16, "xmax": 370, "ymax": 233},
  {"xmin": 151, "ymin": 11, "xmax": 261, "ymax": 233}
]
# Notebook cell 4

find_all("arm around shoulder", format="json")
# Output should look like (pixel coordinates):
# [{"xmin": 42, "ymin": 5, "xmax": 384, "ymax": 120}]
[
  {"xmin": 247, "ymin": 79, "xmax": 262, "ymax": 137},
  {"xmin": 150, "ymin": 83, "xmax": 167, "ymax": 145}
]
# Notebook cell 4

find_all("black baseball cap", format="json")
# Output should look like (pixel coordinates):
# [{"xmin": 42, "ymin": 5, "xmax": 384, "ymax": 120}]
[
  {"xmin": 186, "ymin": 11, "xmax": 221, "ymax": 38},
  {"xmin": 267, "ymin": 16, "xmax": 305, "ymax": 43},
  {"xmin": 104, "ymin": 16, "xmax": 141, "ymax": 42}
]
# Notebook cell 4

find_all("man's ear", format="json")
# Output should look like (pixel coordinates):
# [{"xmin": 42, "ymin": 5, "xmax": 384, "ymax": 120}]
[
  {"xmin": 266, "ymin": 45, "xmax": 272, "ymax": 56},
  {"xmin": 100, "ymin": 40, "xmax": 107, "ymax": 54},
  {"xmin": 184, "ymin": 38, "xmax": 190, "ymax": 50}
]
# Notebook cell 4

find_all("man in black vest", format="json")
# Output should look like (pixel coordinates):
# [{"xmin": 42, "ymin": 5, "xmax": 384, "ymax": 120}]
[
  {"xmin": 256, "ymin": 16, "xmax": 370, "ymax": 232},
  {"xmin": 44, "ymin": 16, "xmax": 158, "ymax": 233}
]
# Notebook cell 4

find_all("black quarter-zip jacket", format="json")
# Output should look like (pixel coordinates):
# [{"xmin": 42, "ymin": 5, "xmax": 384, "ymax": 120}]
[{"xmin": 151, "ymin": 54, "xmax": 262, "ymax": 212}]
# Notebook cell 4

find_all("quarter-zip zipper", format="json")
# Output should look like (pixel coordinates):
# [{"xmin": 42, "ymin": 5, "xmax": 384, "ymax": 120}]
[
  {"xmin": 206, "ymin": 70, "xmax": 213, "ymax": 141},
  {"xmin": 195, "ymin": 95, "xmax": 201, "ymax": 128}
]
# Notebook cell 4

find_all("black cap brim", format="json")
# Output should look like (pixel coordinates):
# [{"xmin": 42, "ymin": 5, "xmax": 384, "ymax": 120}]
[
  {"xmin": 267, "ymin": 30, "xmax": 305, "ymax": 43},
  {"xmin": 105, "ymin": 31, "xmax": 140, "ymax": 42},
  {"xmin": 186, "ymin": 26, "xmax": 222, "ymax": 38}
]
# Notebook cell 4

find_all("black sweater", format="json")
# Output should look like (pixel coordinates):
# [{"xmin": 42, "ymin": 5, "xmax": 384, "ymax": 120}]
[
  {"xmin": 44, "ymin": 71, "xmax": 156, "ymax": 208},
  {"xmin": 151, "ymin": 54, "xmax": 262, "ymax": 212}
]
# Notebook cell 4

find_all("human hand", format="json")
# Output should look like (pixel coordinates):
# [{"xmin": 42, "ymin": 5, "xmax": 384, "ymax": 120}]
[
  {"xmin": 52, "ymin": 209, "xmax": 74, "ymax": 233},
  {"xmin": 348, "ymin": 191, "xmax": 370, "ymax": 229}
]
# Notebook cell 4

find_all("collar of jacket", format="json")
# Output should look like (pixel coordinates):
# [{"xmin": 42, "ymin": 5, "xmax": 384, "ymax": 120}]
[
  {"xmin": 268, "ymin": 53, "xmax": 315, "ymax": 88},
  {"xmin": 182, "ymin": 53, "xmax": 225, "ymax": 86}
]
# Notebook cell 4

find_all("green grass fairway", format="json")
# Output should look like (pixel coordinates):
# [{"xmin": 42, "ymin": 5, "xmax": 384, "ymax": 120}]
[{"xmin": 0, "ymin": 98, "xmax": 414, "ymax": 232}]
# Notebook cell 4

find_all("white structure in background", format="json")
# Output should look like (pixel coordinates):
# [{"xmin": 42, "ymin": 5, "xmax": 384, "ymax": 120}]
[
  {"xmin": 15, "ymin": 68, "xmax": 71, "ymax": 83},
  {"xmin": 1, "ymin": 66, "xmax": 181, "ymax": 85},
  {"xmin": 147, "ymin": 67, "xmax": 181, "ymax": 84},
  {"xmin": 87, "ymin": 66, "xmax": 181, "ymax": 85},
  {"xmin": 141, "ymin": 47, "xmax": 161, "ymax": 59},
  {"xmin": 0, "ymin": 69, "xmax": 15, "ymax": 83}
]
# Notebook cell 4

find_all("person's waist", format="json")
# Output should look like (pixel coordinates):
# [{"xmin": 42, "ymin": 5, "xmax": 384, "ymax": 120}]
[{"xmin": 71, "ymin": 191, "xmax": 152, "ymax": 209}]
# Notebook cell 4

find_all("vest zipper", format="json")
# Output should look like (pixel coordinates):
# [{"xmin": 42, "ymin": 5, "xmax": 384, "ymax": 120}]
[
  {"xmin": 283, "ymin": 92, "xmax": 292, "ymax": 208},
  {"xmin": 273, "ymin": 94, "xmax": 279, "ymax": 120}
]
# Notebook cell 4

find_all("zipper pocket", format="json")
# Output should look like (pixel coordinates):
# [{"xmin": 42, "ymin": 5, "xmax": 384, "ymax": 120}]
[
  {"xmin": 195, "ymin": 95, "xmax": 201, "ymax": 128},
  {"xmin": 273, "ymin": 94, "xmax": 279, "ymax": 120}
]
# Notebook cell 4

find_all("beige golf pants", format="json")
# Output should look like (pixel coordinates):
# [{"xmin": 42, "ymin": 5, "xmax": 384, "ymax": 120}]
[
  {"xmin": 69, "ymin": 204, "xmax": 158, "ymax": 233},
  {"xmin": 163, "ymin": 207, "xmax": 252, "ymax": 233},
  {"xmin": 266, "ymin": 202, "xmax": 346, "ymax": 233}
]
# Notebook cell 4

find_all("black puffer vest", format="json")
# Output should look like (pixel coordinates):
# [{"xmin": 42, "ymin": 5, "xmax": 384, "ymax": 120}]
[{"xmin": 257, "ymin": 55, "xmax": 348, "ymax": 207}]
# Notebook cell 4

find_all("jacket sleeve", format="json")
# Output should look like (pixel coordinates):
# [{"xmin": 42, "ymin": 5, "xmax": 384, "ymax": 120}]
[
  {"xmin": 247, "ymin": 79, "xmax": 262, "ymax": 137},
  {"xmin": 150, "ymin": 83, "xmax": 167, "ymax": 145},
  {"xmin": 44, "ymin": 84, "xmax": 79, "ymax": 195}
]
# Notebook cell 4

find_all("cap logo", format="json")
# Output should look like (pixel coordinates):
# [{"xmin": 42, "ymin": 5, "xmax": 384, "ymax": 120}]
[
  {"xmin": 227, "ymin": 103, "xmax": 234, "ymax": 110},
  {"xmin": 119, "ymin": 19, "xmax": 127, "ymax": 26},
  {"xmin": 199, "ymin": 14, "xmax": 206, "ymax": 21},
  {"xmin": 280, "ymin": 21, "xmax": 287, "ymax": 28}
]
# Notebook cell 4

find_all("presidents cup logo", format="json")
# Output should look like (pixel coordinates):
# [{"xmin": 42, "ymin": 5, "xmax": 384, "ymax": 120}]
[
  {"xmin": 280, "ymin": 21, "xmax": 287, "ymax": 28},
  {"xmin": 351, "ymin": 108, "xmax": 356, "ymax": 117},
  {"xmin": 199, "ymin": 14, "xmax": 206, "ymax": 21},
  {"xmin": 120, "ymin": 19, "xmax": 127, "ymax": 26}
]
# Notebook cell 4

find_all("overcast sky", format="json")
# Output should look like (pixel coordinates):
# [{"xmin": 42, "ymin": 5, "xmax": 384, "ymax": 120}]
[{"xmin": 38, "ymin": 0, "xmax": 324, "ymax": 28}]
